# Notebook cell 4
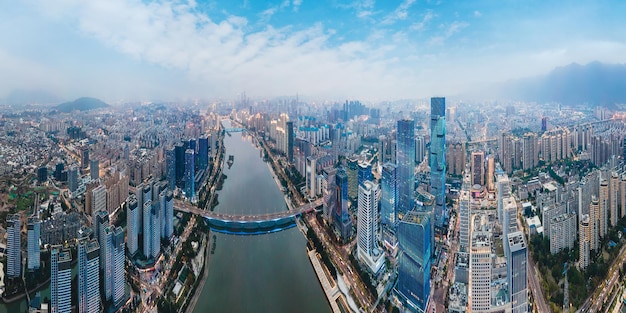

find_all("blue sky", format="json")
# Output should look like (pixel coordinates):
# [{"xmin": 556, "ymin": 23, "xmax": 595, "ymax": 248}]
[{"xmin": 1, "ymin": 0, "xmax": 626, "ymax": 101}]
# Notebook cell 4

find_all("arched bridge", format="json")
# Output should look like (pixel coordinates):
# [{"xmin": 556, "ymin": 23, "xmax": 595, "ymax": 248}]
[
  {"xmin": 174, "ymin": 199, "xmax": 322, "ymax": 235},
  {"xmin": 223, "ymin": 127, "xmax": 247, "ymax": 133}
]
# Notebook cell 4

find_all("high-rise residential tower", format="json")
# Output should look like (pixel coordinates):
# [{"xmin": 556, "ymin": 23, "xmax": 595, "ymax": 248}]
[
  {"xmin": 357, "ymin": 181, "xmax": 384, "ymax": 273},
  {"xmin": 51, "ymin": 246, "xmax": 72, "ymax": 313},
  {"xmin": 430, "ymin": 97, "xmax": 447, "ymax": 227},
  {"xmin": 78, "ymin": 238, "xmax": 100, "ymax": 313},
  {"xmin": 126, "ymin": 195, "xmax": 139, "ymax": 256}
]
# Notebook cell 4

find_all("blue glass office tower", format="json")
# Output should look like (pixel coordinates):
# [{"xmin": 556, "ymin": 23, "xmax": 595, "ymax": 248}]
[
  {"xmin": 198, "ymin": 136, "xmax": 209, "ymax": 171},
  {"xmin": 430, "ymin": 97, "xmax": 447, "ymax": 228},
  {"xmin": 358, "ymin": 162, "xmax": 373, "ymax": 187},
  {"xmin": 397, "ymin": 211, "xmax": 431, "ymax": 312},
  {"xmin": 185, "ymin": 149, "xmax": 195, "ymax": 200},
  {"xmin": 397, "ymin": 119, "xmax": 415, "ymax": 220},
  {"xmin": 334, "ymin": 168, "xmax": 353, "ymax": 242},
  {"xmin": 166, "ymin": 147, "xmax": 176, "ymax": 191},
  {"xmin": 381, "ymin": 163, "xmax": 398, "ymax": 228}
]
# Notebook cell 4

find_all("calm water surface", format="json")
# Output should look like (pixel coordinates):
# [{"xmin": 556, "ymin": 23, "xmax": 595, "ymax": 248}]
[{"xmin": 192, "ymin": 121, "xmax": 330, "ymax": 313}]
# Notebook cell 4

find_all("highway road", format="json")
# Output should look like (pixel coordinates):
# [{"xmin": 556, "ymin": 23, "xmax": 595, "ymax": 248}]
[
  {"xmin": 582, "ymin": 244, "xmax": 626, "ymax": 313},
  {"xmin": 528, "ymin": 256, "xmax": 551, "ymax": 313},
  {"xmin": 308, "ymin": 215, "xmax": 376, "ymax": 311}
]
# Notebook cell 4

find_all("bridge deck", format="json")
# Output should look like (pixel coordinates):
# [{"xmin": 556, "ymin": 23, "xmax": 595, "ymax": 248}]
[{"xmin": 174, "ymin": 199, "xmax": 322, "ymax": 223}]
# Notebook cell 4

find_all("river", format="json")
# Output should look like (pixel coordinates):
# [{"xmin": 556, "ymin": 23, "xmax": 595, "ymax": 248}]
[{"xmin": 192, "ymin": 120, "xmax": 331, "ymax": 313}]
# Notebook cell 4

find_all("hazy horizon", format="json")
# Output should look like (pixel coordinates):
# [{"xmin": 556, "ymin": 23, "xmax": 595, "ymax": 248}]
[{"xmin": 1, "ymin": 0, "xmax": 626, "ymax": 102}]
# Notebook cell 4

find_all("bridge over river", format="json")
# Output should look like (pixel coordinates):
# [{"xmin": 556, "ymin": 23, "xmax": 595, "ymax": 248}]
[{"xmin": 174, "ymin": 199, "xmax": 322, "ymax": 235}]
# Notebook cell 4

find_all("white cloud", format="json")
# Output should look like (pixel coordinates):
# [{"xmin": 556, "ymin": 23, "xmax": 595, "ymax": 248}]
[
  {"xmin": 474, "ymin": 10, "xmax": 482, "ymax": 17},
  {"xmin": 429, "ymin": 21, "xmax": 469, "ymax": 45},
  {"xmin": 293, "ymin": 0, "xmax": 303, "ymax": 12},
  {"xmin": 410, "ymin": 10, "xmax": 435, "ymax": 31},
  {"xmin": 382, "ymin": 0, "xmax": 417, "ymax": 24},
  {"xmin": 26, "ymin": 0, "xmax": 427, "ymax": 100}
]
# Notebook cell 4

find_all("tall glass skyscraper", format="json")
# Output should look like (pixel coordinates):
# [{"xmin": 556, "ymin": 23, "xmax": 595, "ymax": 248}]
[
  {"xmin": 396, "ymin": 119, "xmax": 415, "ymax": 220},
  {"xmin": 166, "ymin": 147, "xmax": 176, "ymax": 191},
  {"xmin": 51, "ymin": 246, "xmax": 72, "ymax": 313},
  {"xmin": 358, "ymin": 162, "xmax": 373, "ymax": 187},
  {"xmin": 397, "ymin": 211, "xmax": 431, "ymax": 311},
  {"xmin": 78, "ymin": 238, "xmax": 100, "ymax": 313},
  {"xmin": 198, "ymin": 136, "xmax": 209, "ymax": 171},
  {"xmin": 7, "ymin": 214, "xmax": 21, "ymax": 278},
  {"xmin": 27, "ymin": 216, "xmax": 41, "ymax": 271},
  {"xmin": 333, "ymin": 168, "xmax": 353, "ymax": 242},
  {"xmin": 507, "ymin": 231, "xmax": 528, "ymax": 313},
  {"xmin": 381, "ymin": 163, "xmax": 398, "ymax": 228},
  {"xmin": 185, "ymin": 149, "xmax": 195, "ymax": 200},
  {"xmin": 430, "ymin": 97, "xmax": 447, "ymax": 228}
]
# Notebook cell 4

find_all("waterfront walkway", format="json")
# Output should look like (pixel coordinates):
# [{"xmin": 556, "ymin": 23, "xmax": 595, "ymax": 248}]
[{"xmin": 308, "ymin": 250, "xmax": 341, "ymax": 313}]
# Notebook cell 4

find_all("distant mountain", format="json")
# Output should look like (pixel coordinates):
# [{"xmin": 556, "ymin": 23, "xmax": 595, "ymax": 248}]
[
  {"xmin": 4, "ymin": 89, "xmax": 62, "ymax": 106},
  {"xmin": 55, "ymin": 97, "xmax": 109, "ymax": 112},
  {"xmin": 498, "ymin": 62, "xmax": 626, "ymax": 109}
]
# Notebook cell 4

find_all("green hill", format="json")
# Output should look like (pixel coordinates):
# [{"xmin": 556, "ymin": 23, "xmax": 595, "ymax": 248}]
[{"xmin": 55, "ymin": 97, "xmax": 109, "ymax": 112}]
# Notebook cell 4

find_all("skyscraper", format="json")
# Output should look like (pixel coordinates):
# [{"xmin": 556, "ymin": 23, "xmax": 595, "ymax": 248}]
[
  {"xmin": 590, "ymin": 197, "xmax": 600, "ymax": 252},
  {"xmin": 396, "ymin": 119, "xmax": 415, "ymax": 220},
  {"xmin": 286, "ymin": 121, "xmax": 294, "ymax": 163},
  {"xmin": 51, "ymin": 246, "xmax": 72, "ymax": 313},
  {"xmin": 143, "ymin": 200, "xmax": 153, "ymax": 258},
  {"xmin": 166, "ymin": 147, "xmax": 176, "ymax": 191},
  {"xmin": 185, "ymin": 149, "xmax": 195, "ymax": 200},
  {"xmin": 90, "ymin": 159, "xmax": 99, "ymax": 181},
  {"xmin": 81, "ymin": 146, "xmax": 90, "ymax": 169},
  {"xmin": 78, "ymin": 238, "xmax": 100, "ymax": 313},
  {"xmin": 430, "ymin": 97, "xmax": 447, "ymax": 227},
  {"xmin": 150, "ymin": 203, "xmax": 161, "ymax": 258},
  {"xmin": 471, "ymin": 150, "xmax": 485, "ymax": 186},
  {"xmin": 198, "ymin": 136, "xmax": 209, "ymax": 171},
  {"xmin": 162, "ymin": 190, "xmax": 174, "ymax": 239},
  {"xmin": 357, "ymin": 181, "xmax": 383, "ymax": 273},
  {"xmin": 27, "ymin": 216, "xmax": 40, "ymax": 271},
  {"xmin": 91, "ymin": 184, "xmax": 107, "ymax": 217},
  {"xmin": 357, "ymin": 162, "xmax": 373, "ymax": 188},
  {"xmin": 333, "ymin": 168, "xmax": 352, "ymax": 242},
  {"xmin": 94, "ymin": 210, "xmax": 109, "ymax": 270},
  {"xmin": 471, "ymin": 231, "xmax": 491, "ymax": 312},
  {"xmin": 68, "ymin": 165, "xmax": 79, "ymax": 193},
  {"xmin": 610, "ymin": 172, "xmax": 619, "ymax": 227},
  {"xmin": 381, "ymin": 163, "xmax": 398, "ymax": 228},
  {"xmin": 415, "ymin": 135, "xmax": 426, "ymax": 164},
  {"xmin": 507, "ymin": 231, "xmax": 528, "ymax": 313},
  {"xmin": 126, "ymin": 195, "xmax": 139, "ymax": 256},
  {"xmin": 7, "ymin": 214, "xmax": 21, "ymax": 278},
  {"xmin": 397, "ymin": 211, "xmax": 431, "ymax": 312},
  {"xmin": 112, "ymin": 227, "xmax": 125, "ymax": 306},
  {"xmin": 579, "ymin": 214, "xmax": 590, "ymax": 270},
  {"xmin": 600, "ymin": 179, "xmax": 609, "ymax": 237},
  {"xmin": 175, "ymin": 144, "xmax": 186, "ymax": 188},
  {"xmin": 102, "ymin": 226, "xmax": 113, "ymax": 301}
]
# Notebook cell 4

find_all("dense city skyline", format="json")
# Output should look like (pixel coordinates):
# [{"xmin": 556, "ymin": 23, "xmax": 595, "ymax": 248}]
[{"xmin": 2, "ymin": 1, "xmax": 626, "ymax": 101}]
